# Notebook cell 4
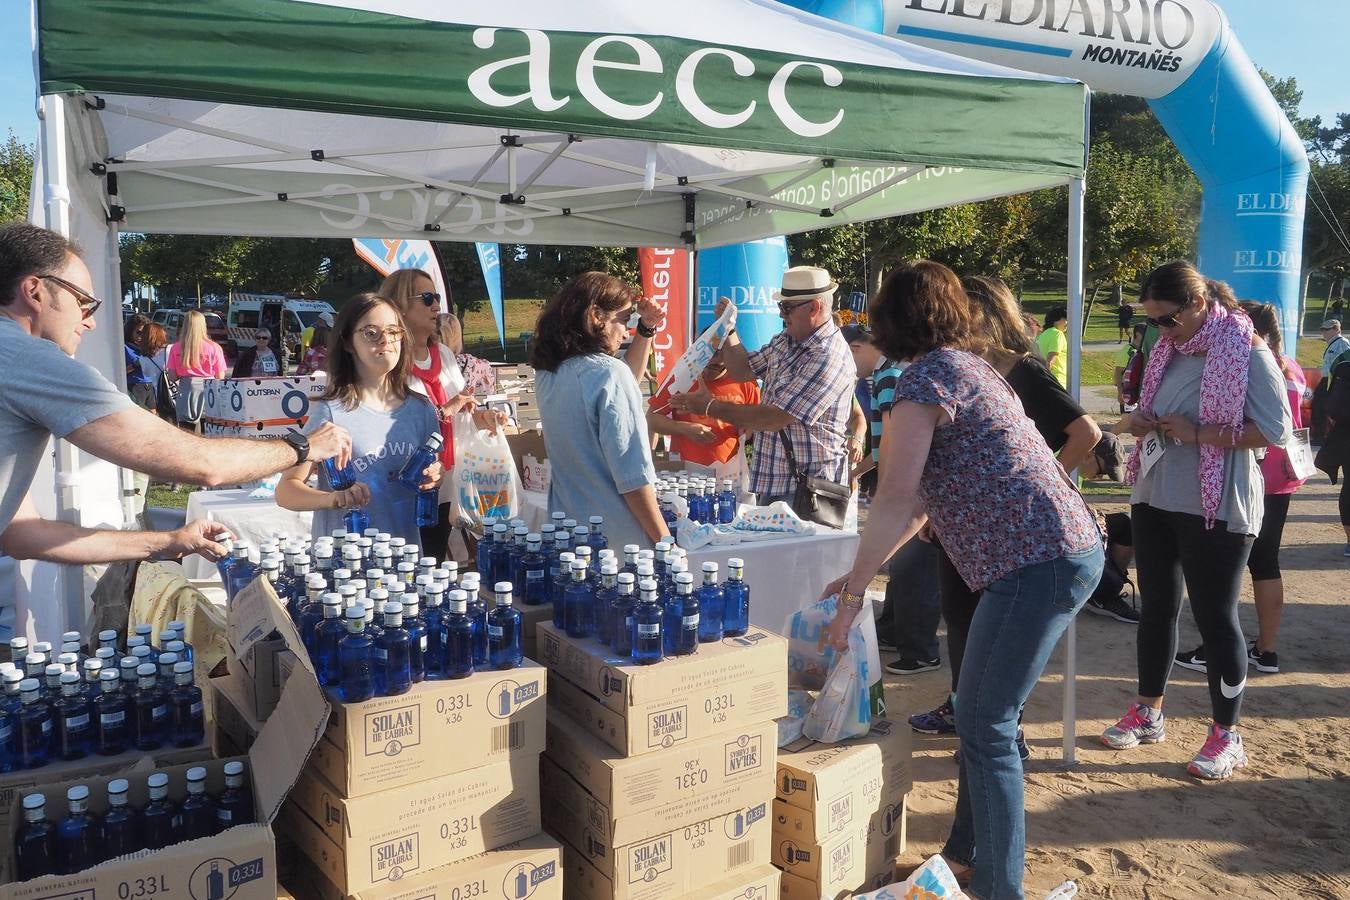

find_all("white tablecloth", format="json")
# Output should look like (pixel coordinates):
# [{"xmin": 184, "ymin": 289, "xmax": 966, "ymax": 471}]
[
  {"xmin": 685, "ymin": 529, "xmax": 860, "ymax": 634},
  {"xmin": 182, "ymin": 489, "xmax": 313, "ymax": 580}
]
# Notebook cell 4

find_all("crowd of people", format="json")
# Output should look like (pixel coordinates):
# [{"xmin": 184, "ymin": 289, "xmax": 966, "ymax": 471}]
[{"xmin": 0, "ymin": 219, "xmax": 1335, "ymax": 900}]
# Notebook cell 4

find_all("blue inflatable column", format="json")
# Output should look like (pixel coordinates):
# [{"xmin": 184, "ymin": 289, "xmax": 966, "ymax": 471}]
[
  {"xmin": 697, "ymin": 239, "xmax": 791, "ymax": 352},
  {"xmin": 1149, "ymin": 30, "xmax": 1310, "ymax": 343}
]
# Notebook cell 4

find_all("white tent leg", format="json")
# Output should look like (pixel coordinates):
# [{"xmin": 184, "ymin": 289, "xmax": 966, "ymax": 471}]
[
  {"xmin": 1063, "ymin": 174, "xmax": 1087, "ymax": 766},
  {"xmin": 686, "ymin": 249, "xmax": 697, "ymax": 352}
]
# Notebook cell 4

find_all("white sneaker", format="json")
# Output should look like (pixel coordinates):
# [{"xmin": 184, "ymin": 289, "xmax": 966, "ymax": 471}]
[
  {"xmin": 1187, "ymin": 725, "xmax": 1248, "ymax": 780},
  {"xmin": 1100, "ymin": 703, "xmax": 1166, "ymax": 749}
]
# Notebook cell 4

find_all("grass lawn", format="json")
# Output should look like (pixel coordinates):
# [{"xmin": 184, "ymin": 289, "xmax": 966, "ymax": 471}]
[{"xmin": 146, "ymin": 483, "xmax": 193, "ymax": 511}]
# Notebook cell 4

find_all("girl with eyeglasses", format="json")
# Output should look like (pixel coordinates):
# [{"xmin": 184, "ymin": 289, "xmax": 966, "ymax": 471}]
[
  {"xmin": 275, "ymin": 293, "xmax": 441, "ymax": 545},
  {"xmin": 380, "ymin": 269, "xmax": 505, "ymax": 561},
  {"xmin": 1101, "ymin": 261, "xmax": 1291, "ymax": 781}
]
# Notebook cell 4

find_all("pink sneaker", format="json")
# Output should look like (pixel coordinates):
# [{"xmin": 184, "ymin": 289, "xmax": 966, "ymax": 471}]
[
  {"xmin": 1100, "ymin": 703, "xmax": 1166, "ymax": 749},
  {"xmin": 1187, "ymin": 725, "xmax": 1248, "ymax": 780}
]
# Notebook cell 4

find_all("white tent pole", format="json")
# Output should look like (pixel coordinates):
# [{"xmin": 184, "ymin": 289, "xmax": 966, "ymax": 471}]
[
  {"xmin": 1063, "ymin": 173, "xmax": 1087, "ymax": 766},
  {"xmin": 37, "ymin": 92, "xmax": 87, "ymax": 633}
]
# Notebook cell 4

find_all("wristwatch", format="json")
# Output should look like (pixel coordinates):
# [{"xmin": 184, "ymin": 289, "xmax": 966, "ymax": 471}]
[
  {"xmin": 283, "ymin": 429, "xmax": 310, "ymax": 465},
  {"xmin": 635, "ymin": 319, "xmax": 658, "ymax": 339},
  {"xmin": 839, "ymin": 588, "xmax": 866, "ymax": 609}
]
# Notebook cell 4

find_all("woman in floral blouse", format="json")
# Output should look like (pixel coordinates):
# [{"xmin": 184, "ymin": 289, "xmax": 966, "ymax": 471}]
[
  {"xmin": 822, "ymin": 260, "xmax": 1103, "ymax": 900},
  {"xmin": 437, "ymin": 312, "xmax": 497, "ymax": 397}
]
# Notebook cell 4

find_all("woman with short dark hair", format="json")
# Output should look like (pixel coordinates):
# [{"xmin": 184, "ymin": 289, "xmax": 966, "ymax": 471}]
[
  {"xmin": 1101, "ymin": 261, "xmax": 1290, "ymax": 781},
  {"xmin": 823, "ymin": 260, "xmax": 1103, "ymax": 899},
  {"xmin": 530, "ymin": 272, "xmax": 670, "ymax": 548}
]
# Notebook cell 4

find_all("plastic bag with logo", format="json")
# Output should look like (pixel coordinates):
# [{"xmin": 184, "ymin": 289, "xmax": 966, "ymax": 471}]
[
  {"xmin": 783, "ymin": 595, "xmax": 885, "ymax": 743},
  {"xmin": 851, "ymin": 853, "xmax": 969, "ymax": 899},
  {"xmin": 450, "ymin": 413, "xmax": 522, "ymax": 529}
]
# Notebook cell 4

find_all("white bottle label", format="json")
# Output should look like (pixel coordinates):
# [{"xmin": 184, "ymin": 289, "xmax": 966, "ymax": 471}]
[
  {"xmin": 526, "ymin": 570, "xmax": 544, "ymax": 582},
  {"xmin": 420, "ymin": 636, "xmax": 428, "ymax": 652},
  {"xmin": 40, "ymin": 718, "xmax": 52, "ymax": 734},
  {"xmin": 0, "ymin": 725, "xmax": 11, "ymax": 741},
  {"xmin": 151, "ymin": 705, "xmax": 167, "ymax": 721},
  {"xmin": 190, "ymin": 701, "xmax": 203, "ymax": 717},
  {"xmin": 218, "ymin": 809, "xmax": 233, "ymax": 823},
  {"xmin": 638, "ymin": 623, "xmax": 659, "ymax": 636},
  {"xmin": 101, "ymin": 711, "xmax": 126, "ymax": 726},
  {"xmin": 625, "ymin": 617, "xmax": 635, "ymax": 628},
  {"xmin": 683, "ymin": 615, "xmax": 700, "ymax": 628},
  {"xmin": 488, "ymin": 625, "xmax": 504, "ymax": 638},
  {"xmin": 373, "ymin": 648, "xmax": 388, "ymax": 660},
  {"xmin": 65, "ymin": 714, "xmax": 90, "ymax": 730}
]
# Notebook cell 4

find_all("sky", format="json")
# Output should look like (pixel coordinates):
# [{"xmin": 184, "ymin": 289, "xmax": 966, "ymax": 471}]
[{"xmin": 2, "ymin": 1, "xmax": 1346, "ymax": 145}]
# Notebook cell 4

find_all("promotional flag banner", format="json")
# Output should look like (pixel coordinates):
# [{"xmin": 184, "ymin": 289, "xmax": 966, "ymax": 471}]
[
  {"xmin": 352, "ymin": 239, "xmax": 449, "ymax": 312},
  {"xmin": 475, "ymin": 242, "xmax": 506, "ymax": 348},
  {"xmin": 638, "ymin": 247, "xmax": 690, "ymax": 388}
]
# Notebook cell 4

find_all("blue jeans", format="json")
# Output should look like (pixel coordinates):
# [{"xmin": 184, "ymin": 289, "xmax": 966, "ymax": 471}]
[{"xmin": 942, "ymin": 546, "xmax": 1104, "ymax": 900}]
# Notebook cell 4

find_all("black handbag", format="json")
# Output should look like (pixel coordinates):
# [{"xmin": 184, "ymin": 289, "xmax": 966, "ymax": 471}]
[{"xmin": 779, "ymin": 429, "xmax": 850, "ymax": 529}]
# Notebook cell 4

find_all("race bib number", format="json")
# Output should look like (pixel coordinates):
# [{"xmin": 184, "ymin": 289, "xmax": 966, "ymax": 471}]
[{"xmin": 1139, "ymin": 431, "xmax": 1165, "ymax": 479}]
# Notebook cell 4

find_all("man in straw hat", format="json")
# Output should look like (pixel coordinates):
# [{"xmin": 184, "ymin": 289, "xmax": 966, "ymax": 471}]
[{"xmin": 672, "ymin": 265, "xmax": 858, "ymax": 506}]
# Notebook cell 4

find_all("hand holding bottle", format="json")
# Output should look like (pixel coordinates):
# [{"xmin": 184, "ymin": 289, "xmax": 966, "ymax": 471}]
[
  {"xmin": 157, "ymin": 520, "xmax": 233, "ymax": 562},
  {"xmin": 307, "ymin": 422, "xmax": 354, "ymax": 468},
  {"xmin": 332, "ymin": 482, "xmax": 372, "ymax": 510}
]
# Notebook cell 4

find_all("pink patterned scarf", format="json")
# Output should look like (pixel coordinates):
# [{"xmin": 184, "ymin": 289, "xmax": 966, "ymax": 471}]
[{"xmin": 1125, "ymin": 301, "xmax": 1254, "ymax": 528}]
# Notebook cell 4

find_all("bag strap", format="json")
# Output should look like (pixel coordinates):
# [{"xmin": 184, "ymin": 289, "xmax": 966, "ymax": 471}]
[{"xmin": 778, "ymin": 428, "xmax": 804, "ymax": 477}]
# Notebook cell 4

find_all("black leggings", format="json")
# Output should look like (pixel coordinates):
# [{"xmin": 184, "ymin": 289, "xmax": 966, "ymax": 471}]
[
  {"xmin": 936, "ymin": 542, "xmax": 980, "ymax": 694},
  {"xmin": 1132, "ymin": 503, "xmax": 1254, "ymax": 726},
  {"xmin": 1341, "ymin": 479, "xmax": 1350, "ymax": 529},
  {"xmin": 1246, "ymin": 493, "xmax": 1291, "ymax": 581},
  {"xmin": 418, "ymin": 501, "xmax": 454, "ymax": 564}
]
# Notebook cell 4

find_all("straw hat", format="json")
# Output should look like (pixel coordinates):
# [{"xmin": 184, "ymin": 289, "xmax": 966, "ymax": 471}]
[{"xmin": 772, "ymin": 266, "xmax": 839, "ymax": 303}]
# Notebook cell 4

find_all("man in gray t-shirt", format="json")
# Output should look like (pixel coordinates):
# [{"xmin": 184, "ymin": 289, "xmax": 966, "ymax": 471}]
[{"xmin": 0, "ymin": 223, "xmax": 353, "ymax": 565}]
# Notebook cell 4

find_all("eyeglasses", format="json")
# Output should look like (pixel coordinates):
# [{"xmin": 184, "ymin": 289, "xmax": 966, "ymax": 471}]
[
  {"xmin": 776, "ymin": 298, "xmax": 815, "ymax": 315},
  {"xmin": 40, "ymin": 275, "xmax": 103, "ymax": 319},
  {"xmin": 255, "ymin": 334, "xmax": 270, "ymax": 342},
  {"xmin": 417, "ymin": 292, "xmax": 441, "ymax": 308},
  {"xmin": 356, "ymin": 325, "xmax": 406, "ymax": 344},
  {"xmin": 1144, "ymin": 297, "xmax": 1192, "ymax": 329}
]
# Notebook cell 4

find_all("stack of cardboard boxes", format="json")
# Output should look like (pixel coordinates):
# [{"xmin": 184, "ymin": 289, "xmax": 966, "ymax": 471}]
[
  {"xmin": 277, "ymin": 622, "xmax": 562, "ymax": 899},
  {"xmin": 534, "ymin": 621, "xmax": 788, "ymax": 900},
  {"xmin": 771, "ymin": 720, "xmax": 912, "ymax": 899}
]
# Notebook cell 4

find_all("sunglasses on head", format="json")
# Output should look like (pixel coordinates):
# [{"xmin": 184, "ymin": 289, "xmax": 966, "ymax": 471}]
[
  {"xmin": 417, "ymin": 291, "xmax": 441, "ymax": 307},
  {"xmin": 1144, "ymin": 296, "xmax": 1192, "ymax": 329},
  {"xmin": 40, "ymin": 275, "xmax": 103, "ymax": 320}
]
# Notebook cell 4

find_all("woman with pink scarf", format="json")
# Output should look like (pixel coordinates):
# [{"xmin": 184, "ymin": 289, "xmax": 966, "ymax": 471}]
[{"xmin": 1101, "ymin": 262, "xmax": 1291, "ymax": 780}]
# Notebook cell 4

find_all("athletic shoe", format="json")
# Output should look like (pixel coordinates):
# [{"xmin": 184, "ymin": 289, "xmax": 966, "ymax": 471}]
[
  {"xmin": 1085, "ymin": 591, "xmax": 1140, "ymax": 623},
  {"xmin": 1100, "ymin": 703, "xmax": 1166, "ymax": 749},
  {"xmin": 1247, "ymin": 641, "xmax": 1279, "ymax": 674},
  {"xmin": 1187, "ymin": 725, "xmax": 1248, "ymax": 780},
  {"xmin": 875, "ymin": 630, "xmax": 897, "ymax": 651},
  {"xmin": 953, "ymin": 729, "xmax": 1030, "ymax": 766},
  {"xmin": 885, "ymin": 656, "xmax": 941, "ymax": 676},
  {"xmin": 1174, "ymin": 645, "xmax": 1208, "ymax": 674},
  {"xmin": 909, "ymin": 698, "xmax": 957, "ymax": 735}
]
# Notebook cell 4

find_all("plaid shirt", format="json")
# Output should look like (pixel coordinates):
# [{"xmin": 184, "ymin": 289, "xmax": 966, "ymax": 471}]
[{"xmin": 747, "ymin": 321, "xmax": 855, "ymax": 497}]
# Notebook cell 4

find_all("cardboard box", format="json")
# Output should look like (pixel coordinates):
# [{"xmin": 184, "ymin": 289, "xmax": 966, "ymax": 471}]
[
  {"xmin": 545, "ymin": 712, "xmax": 776, "ymax": 830},
  {"xmin": 212, "ymin": 668, "xmax": 265, "ymax": 757},
  {"xmin": 541, "ymin": 758, "xmax": 771, "ymax": 900},
  {"xmin": 773, "ymin": 797, "xmax": 907, "ymax": 899},
  {"xmin": 297, "ymin": 833, "xmax": 564, "ymax": 900},
  {"xmin": 201, "ymin": 374, "xmax": 326, "ymax": 432},
  {"xmin": 560, "ymin": 840, "xmax": 780, "ymax": 900},
  {"xmin": 506, "ymin": 430, "xmax": 550, "ymax": 494},
  {"xmin": 0, "ymin": 577, "xmax": 330, "ymax": 900},
  {"xmin": 308, "ymin": 661, "xmax": 546, "ymax": 797},
  {"xmin": 246, "ymin": 635, "xmax": 294, "ymax": 718},
  {"xmin": 286, "ymin": 756, "xmax": 541, "ymax": 894},
  {"xmin": 520, "ymin": 602, "xmax": 553, "ymax": 662},
  {"xmin": 537, "ymin": 623, "xmax": 786, "ymax": 756},
  {"xmin": 774, "ymin": 720, "xmax": 912, "ymax": 843}
]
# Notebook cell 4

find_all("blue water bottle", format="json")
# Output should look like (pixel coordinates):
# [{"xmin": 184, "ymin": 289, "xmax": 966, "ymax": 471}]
[
  {"xmin": 550, "ymin": 552, "xmax": 574, "ymax": 629},
  {"xmin": 178, "ymin": 766, "xmax": 218, "ymax": 841},
  {"xmin": 610, "ymin": 573, "xmax": 637, "ymax": 657},
  {"xmin": 313, "ymin": 594, "xmax": 346, "ymax": 686},
  {"xmin": 422, "ymin": 584, "xmax": 446, "ymax": 679},
  {"xmin": 587, "ymin": 516, "xmax": 608, "ymax": 553},
  {"xmin": 132, "ymin": 664, "xmax": 166, "ymax": 750},
  {"xmin": 564, "ymin": 560, "xmax": 594, "ymax": 639},
  {"xmin": 140, "ymin": 773, "xmax": 175, "ymax": 850},
  {"xmin": 93, "ymin": 670, "xmax": 129, "ymax": 756},
  {"xmin": 170, "ymin": 661, "xmax": 204, "ymax": 747},
  {"xmin": 631, "ymin": 579, "xmax": 664, "ymax": 666},
  {"xmin": 463, "ymin": 575, "xmax": 489, "ymax": 667},
  {"xmin": 620, "ymin": 544, "xmax": 640, "ymax": 577},
  {"xmin": 56, "ymin": 785, "xmax": 98, "ymax": 874},
  {"xmin": 375, "ymin": 601, "xmax": 413, "ymax": 697},
  {"xmin": 401, "ymin": 595, "xmax": 427, "ymax": 684},
  {"xmin": 17, "ymin": 678, "xmax": 52, "ymax": 768},
  {"xmin": 488, "ymin": 524, "xmax": 513, "ymax": 585},
  {"xmin": 488, "ymin": 583, "xmax": 523, "ymax": 670},
  {"xmin": 101, "ymin": 780, "xmax": 139, "ymax": 862},
  {"xmin": 53, "ymin": 672, "xmax": 91, "ymax": 761},
  {"xmin": 442, "ymin": 590, "xmax": 475, "ymax": 679},
  {"xmin": 696, "ymin": 562, "xmax": 726, "ymax": 642},
  {"xmin": 337, "ymin": 607, "xmax": 376, "ymax": 702},
  {"xmin": 665, "ymin": 572, "xmax": 700, "ymax": 656},
  {"xmin": 223, "ymin": 542, "xmax": 258, "ymax": 602},
  {"xmin": 508, "ymin": 525, "xmax": 529, "ymax": 585},
  {"xmin": 397, "ymin": 432, "xmax": 443, "ymax": 491},
  {"xmin": 718, "ymin": 479, "xmax": 738, "ymax": 524},
  {"xmin": 14, "ymin": 794, "xmax": 57, "ymax": 880},
  {"xmin": 594, "ymin": 563, "xmax": 620, "ymax": 647},
  {"xmin": 216, "ymin": 761, "xmax": 254, "ymax": 831},
  {"xmin": 215, "ymin": 536, "xmax": 235, "ymax": 586},
  {"xmin": 519, "ymin": 534, "xmax": 548, "ymax": 606},
  {"xmin": 722, "ymin": 558, "xmax": 751, "ymax": 636}
]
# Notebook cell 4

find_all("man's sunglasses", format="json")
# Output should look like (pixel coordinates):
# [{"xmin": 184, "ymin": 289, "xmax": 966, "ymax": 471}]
[
  {"xmin": 40, "ymin": 275, "xmax": 103, "ymax": 319},
  {"xmin": 1144, "ymin": 296, "xmax": 1192, "ymax": 329},
  {"xmin": 776, "ymin": 298, "xmax": 815, "ymax": 314},
  {"xmin": 417, "ymin": 291, "xmax": 441, "ymax": 307}
]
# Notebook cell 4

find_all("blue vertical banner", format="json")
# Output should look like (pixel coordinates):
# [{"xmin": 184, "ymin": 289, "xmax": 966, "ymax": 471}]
[
  {"xmin": 475, "ymin": 242, "xmax": 505, "ymax": 348},
  {"xmin": 696, "ymin": 238, "xmax": 790, "ymax": 352}
]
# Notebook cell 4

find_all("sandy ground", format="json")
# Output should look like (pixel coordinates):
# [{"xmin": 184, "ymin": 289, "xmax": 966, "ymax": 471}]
[{"xmin": 877, "ymin": 421, "xmax": 1350, "ymax": 897}]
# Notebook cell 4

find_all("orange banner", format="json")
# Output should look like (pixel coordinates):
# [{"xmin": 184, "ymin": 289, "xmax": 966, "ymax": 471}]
[{"xmin": 638, "ymin": 247, "xmax": 689, "ymax": 388}]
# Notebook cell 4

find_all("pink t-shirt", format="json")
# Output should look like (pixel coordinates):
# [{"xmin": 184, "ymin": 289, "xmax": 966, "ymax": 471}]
[
  {"xmin": 1260, "ymin": 355, "xmax": 1307, "ymax": 495},
  {"xmin": 167, "ymin": 340, "xmax": 227, "ymax": 378}
]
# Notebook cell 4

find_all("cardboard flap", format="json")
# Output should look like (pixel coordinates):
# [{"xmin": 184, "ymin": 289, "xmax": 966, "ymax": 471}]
[{"xmin": 232, "ymin": 578, "xmax": 330, "ymax": 823}]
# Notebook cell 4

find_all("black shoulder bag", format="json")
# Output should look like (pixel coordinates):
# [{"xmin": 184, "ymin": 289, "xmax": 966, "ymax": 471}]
[{"xmin": 779, "ymin": 429, "xmax": 851, "ymax": 529}]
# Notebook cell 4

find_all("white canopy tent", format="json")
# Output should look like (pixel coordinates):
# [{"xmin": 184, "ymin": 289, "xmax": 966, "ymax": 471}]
[{"xmin": 23, "ymin": 0, "xmax": 1090, "ymax": 755}]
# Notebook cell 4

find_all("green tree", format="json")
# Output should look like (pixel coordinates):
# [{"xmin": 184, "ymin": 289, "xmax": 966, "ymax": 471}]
[{"xmin": 0, "ymin": 132, "xmax": 35, "ymax": 224}]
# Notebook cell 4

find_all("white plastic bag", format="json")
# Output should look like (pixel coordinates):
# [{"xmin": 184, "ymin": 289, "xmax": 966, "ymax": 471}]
[
  {"xmin": 451, "ymin": 414, "xmax": 522, "ymax": 528},
  {"xmin": 783, "ymin": 595, "xmax": 885, "ymax": 743},
  {"xmin": 852, "ymin": 854, "xmax": 968, "ymax": 899}
]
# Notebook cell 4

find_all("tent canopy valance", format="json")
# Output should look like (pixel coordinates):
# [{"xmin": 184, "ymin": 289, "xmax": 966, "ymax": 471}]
[{"xmin": 35, "ymin": 0, "xmax": 1087, "ymax": 248}]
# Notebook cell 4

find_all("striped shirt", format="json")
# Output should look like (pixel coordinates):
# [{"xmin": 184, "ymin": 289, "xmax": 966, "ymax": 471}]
[
  {"xmin": 868, "ymin": 357, "xmax": 905, "ymax": 462},
  {"xmin": 747, "ymin": 321, "xmax": 854, "ymax": 497}
]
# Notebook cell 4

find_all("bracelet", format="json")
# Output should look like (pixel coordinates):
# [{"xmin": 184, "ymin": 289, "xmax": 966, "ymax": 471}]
[
  {"xmin": 636, "ymin": 320, "xmax": 658, "ymax": 339},
  {"xmin": 703, "ymin": 398, "xmax": 715, "ymax": 417},
  {"xmin": 839, "ymin": 589, "xmax": 866, "ymax": 609}
]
